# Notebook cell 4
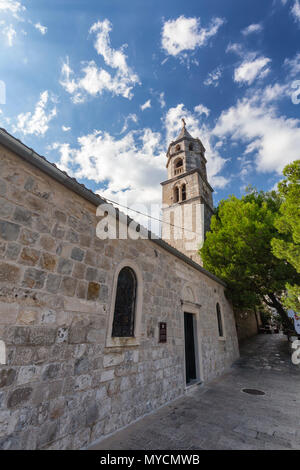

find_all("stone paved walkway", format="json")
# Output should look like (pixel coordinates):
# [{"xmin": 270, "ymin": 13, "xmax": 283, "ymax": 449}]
[{"xmin": 90, "ymin": 334, "xmax": 300, "ymax": 450}]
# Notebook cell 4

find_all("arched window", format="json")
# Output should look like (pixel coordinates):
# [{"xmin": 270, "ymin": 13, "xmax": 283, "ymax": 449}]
[
  {"xmin": 174, "ymin": 158, "xmax": 183, "ymax": 176},
  {"xmin": 175, "ymin": 144, "xmax": 180, "ymax": 152},
  {"xmin": 174, "ymin": 186, "xmax": 179, "ymax": 203},
  {"xmin": 189, "ymin": 143, "xmax": 193, "ymax": 151},
  {"xmin": 216, "ymin": 303, "xmax": 223, "ymax": 337},
  {"xmin": 181, "ymin": 184, "xmax": 186, "ymax": 201},
  {"xmin": 112, "ymin": 267, "xmax": 137, "ymax": 337}
]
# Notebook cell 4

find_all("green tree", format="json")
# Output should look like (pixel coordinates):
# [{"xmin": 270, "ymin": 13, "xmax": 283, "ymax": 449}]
[
  {"xmin": 200, "ymin": 189, "xmax": 299, "ymax": 326},
  {"xmin": 271, "ymin": 160, "xmax": 300, "ymax": 312}
]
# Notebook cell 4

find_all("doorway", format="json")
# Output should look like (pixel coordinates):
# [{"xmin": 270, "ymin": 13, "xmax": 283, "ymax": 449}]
[{"xmin": 184, "ymin": 312, "xmax": 197, "ymax": 385}]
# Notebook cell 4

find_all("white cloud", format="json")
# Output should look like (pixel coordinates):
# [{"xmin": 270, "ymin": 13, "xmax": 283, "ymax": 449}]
[
  {"xmin": 226, "ymin": 42, "xmax": 243, "ymax": 55},
  {"xmin": 213, "ymin": 89, "xmax": 300, "ymax": 175},
  {"xmin": 161, "ymin": 15, "xmax": 224, "ymax": 57},
  {"xmin": 60, "ymin": 19, "xmax": 140, "ymax": 102},
  {"xmin": 13, "ymin": 90, "xmax": 57, "ymax": 136},
  {"xmin": 34, "ymin": 22, "xmax": 47, "ymax": 35},
  {"xmin": 159, "ymin": 92, "xmax": 166, "ymax": 108},
  {"xmin": 53, "ymin": 128, "xmax": 165, "ymax": 211},
  {"xmin": 284, "ymin": 52, "xmax": 300, "ymax": 76},
  {"xmin": 291, "ymin": 0, "xmax": 300, "ymax": 22},
  {"xmin": 140, "ymin": 99, "xmax": 151, "ymax": 111},
  {"xmin": 120, "ymin": 113, "xmax": 137, "ymax": 133},
  {"xmin": 0, "ymin": 0, "xmax": 25, "ymax": 18},
  {"xmin": 204, "ymin": 66, "xmax": 223, "ymax": 87},
  {"xmin": 234, "ymin": 56, "xmax": 271, "ymax": 84},
  {"xmin": 194, "ymin": 104, "xmax": 210, "ymax": 117},
  {"xmin": 242, "ymin": 23, "xmax": 263, "ymax": 35},
  {"xmin": 62, "ymin": 125, "xmax": 71, "ymax": 132},
  {"xmin": 2, "ymin": 23, "xmax": 16, "ymax": 45}
]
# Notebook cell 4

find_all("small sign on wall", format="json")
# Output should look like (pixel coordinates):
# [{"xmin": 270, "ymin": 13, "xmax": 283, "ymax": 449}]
[{"xmin": 159, "ymin": 322, "xmax": 167, "ymax": 343}]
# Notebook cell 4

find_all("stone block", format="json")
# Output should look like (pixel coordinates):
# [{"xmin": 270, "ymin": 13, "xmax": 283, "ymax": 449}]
[
  {"xmin": 42, "ymin": 363, "xmax": 60, "ymax": 381},
  {"xmin": 0, "ymin": 302, "xmax": 18, "ymax": 324},
  {"xmin": 45, "ymin": 273, "xmax": 61, "ymax": 293},
  {"xmin": 52, "ymin": 223, "xmax": 65, "ymax": 239},
  {"xmin": 76, "ymin": 281, "xmax": 87, "ymax": 299},
  {"xmin": 33, "ymin": 215, "xmax": 52, "ymax": 234},
  {"xmin": 39, "ymin": 235, "xmax": 56, "ymax": 252},
  {"xmin": 86, "ymin": 403, "xmax": 99, "ymax": 426},
  {"xmin": 48, "ymin": 380, "xmax": 63, "ymax": 399},
  {"xmin": 66, "ymin": 230, "xmax": 79, "ymax": 243},
  {"xmin": 57, "ymin": 258, "xmax": 73, "ymax": 275},
  {"xmin": 56, "ymin": 327, "xmax": 68, "ymax": 343},
  {"xmin": 53, "ymin": 210, "xmax": 66, "ymax": 224},
  {"xmin": 17, "ymin": 366, "xmax": 39, "ymax": 385},
  {"xmin": 86, "ymin": 267, "xmax": 98, "ymax": 281},
  {"xmin": 99, "ymin": 284, "xmax": 109, "ymax": 302},
  {"xmin": 103, "ymin": 353, "xmax": 125, "ymax": 368},
  {"xmin": 22, "ymin": 268, "xmax": 46, "ymax": 289},
  {"xmin": 72, "ymin": 262, "xmax": 86, "ymax": 279},
  {"xmin": 5, "ymin": 326, "xmax": 30, "ymax": 345},
  {"xmin": 39, "ymin": 252, "xmax": 57, "ymax": 271},
  {"xmin": 40, "ymin": 309, "xmax": 56, "ymax": 324},
  {"xmin": 13, "ymin": 207, "xmax": 32, "ymax": 226},
  {"xmin": 7, "ymin": 387, "xmax": 33, "ymax": 408},
  {"xmin": 0, "ymin": 221, "xmax": 20, "ymax": 241},
  {"xmin": 64, "ymin": 297, "xmax": 98, "ymax": 313},
  {"xmin": 20, "ymin": 247, "xmax": 40, "ymax": 266},
  {"xmin": 0, "ymin": 242, "xmax": 5, "ymax": 257},
  {"xmin": 0, "ymin": 179, "xmax": 7, "ymax": 196},
  {"xmin": 100, "ymin": 369, "xmax": 114, "ymax": 383},
  {"xmin": 73, "ymin": 428, "xmax": 90, "ymax": 450},
  {"xmin": 60, "ymin": 276, "xmax": 77, "ymax": 297},
  {"xmin": 71, "ymin": 247, "xmax": 85, "ymax": 262},
  {"xmin": 75, "ymin": 374, "xmax": 92, "ymax": 391},
  {"xmin": 37, "ymin": 421, "xmax": 59, "ymax": 449},
  {"xmin": 86, "ymin": 329, "xmax": 105, "ymax": 343},
  {"xmin": 0, "ymin": 369, "xmax": 17, "ymax": 388},
  {"xmin": 87, "ymin": 282, "xmax": 100, "ymax": 301},
  {"xmin": 29, "ymin": 327, "xmax": 56, "ymax": 346},
  {"xmin": 0, "ymin": 433, "xmax": 21, "ymax": 450},
  {"xmin": 74, "ymin": 356, "xmax": 90, "ymax": 375},
  {"xmin": 0, "ymin": 200, "xmax": 14, "ymax": 219},
  {"xmin": 19, "ymin": 228, "xmax": 39, "ymax": 246},
  {"xmin": 5, "ymin": 243, "xmax": 21, "ymax": 260},
  {"xmin": 80, "ymin": 233, "xmax": 92, "ymax": 247},
  {"xmin": 85, "ymin": 250, "xmax": 97, "ymax": 266},
  {"xmin": 68, "ymin": 326, "xmax": 87, "ymax": 344}
]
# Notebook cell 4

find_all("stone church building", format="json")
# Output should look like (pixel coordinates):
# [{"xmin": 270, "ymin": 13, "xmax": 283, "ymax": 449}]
[{"xmin": 0, "ymin": 123, "xmax": 239, "ymax": 450}]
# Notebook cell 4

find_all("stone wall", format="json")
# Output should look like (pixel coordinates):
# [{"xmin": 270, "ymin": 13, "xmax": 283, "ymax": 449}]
[
  {"xmin": 235, "ymin": 309, "xmax": 262, "ymax": 342},
  {"xmin": 0, "ymin": 145, "xmax": 239, "ymax": 450}
]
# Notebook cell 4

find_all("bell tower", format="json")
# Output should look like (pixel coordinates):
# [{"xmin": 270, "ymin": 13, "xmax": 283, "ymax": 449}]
[{"xmin": 161, "ymin": 119, "xmax": 214, "ymax": 264}]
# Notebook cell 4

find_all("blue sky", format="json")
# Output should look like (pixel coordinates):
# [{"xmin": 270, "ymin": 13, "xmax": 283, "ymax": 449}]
[{"xmin": 0, "ymin": 0, "xmax": 300, "ymax": 220}]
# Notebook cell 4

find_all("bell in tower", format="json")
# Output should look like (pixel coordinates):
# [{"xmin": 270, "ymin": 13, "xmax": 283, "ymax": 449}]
[{"xmin": 161, "ymin": 119, "xmax": 214, "ymax": 264}]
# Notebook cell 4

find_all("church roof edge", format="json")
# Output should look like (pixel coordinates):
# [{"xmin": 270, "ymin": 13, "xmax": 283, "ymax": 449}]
[{"xmin": 0, "ymin": 127, "xmax": 225, "ymax": 287}]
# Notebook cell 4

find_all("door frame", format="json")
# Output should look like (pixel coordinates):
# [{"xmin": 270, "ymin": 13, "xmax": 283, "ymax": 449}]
[{"xmin": 181, "ymin": 300, "xmax": 203, "ymax": 388}]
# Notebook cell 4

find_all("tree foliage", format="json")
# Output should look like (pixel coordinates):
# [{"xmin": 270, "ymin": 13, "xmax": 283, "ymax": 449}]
[
  {"xmin": 271, "ymin": 160, "xmax": 300, "ymax": 312},
  {"xmin": 200, "ymin": 189, "xmax": 299, "ymax": 325}
]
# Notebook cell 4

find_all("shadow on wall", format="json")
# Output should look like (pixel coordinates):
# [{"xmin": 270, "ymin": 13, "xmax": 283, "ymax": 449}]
[{"xmin": 235, "ymin": 309, "xmax": 262, "ymax": 343}]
